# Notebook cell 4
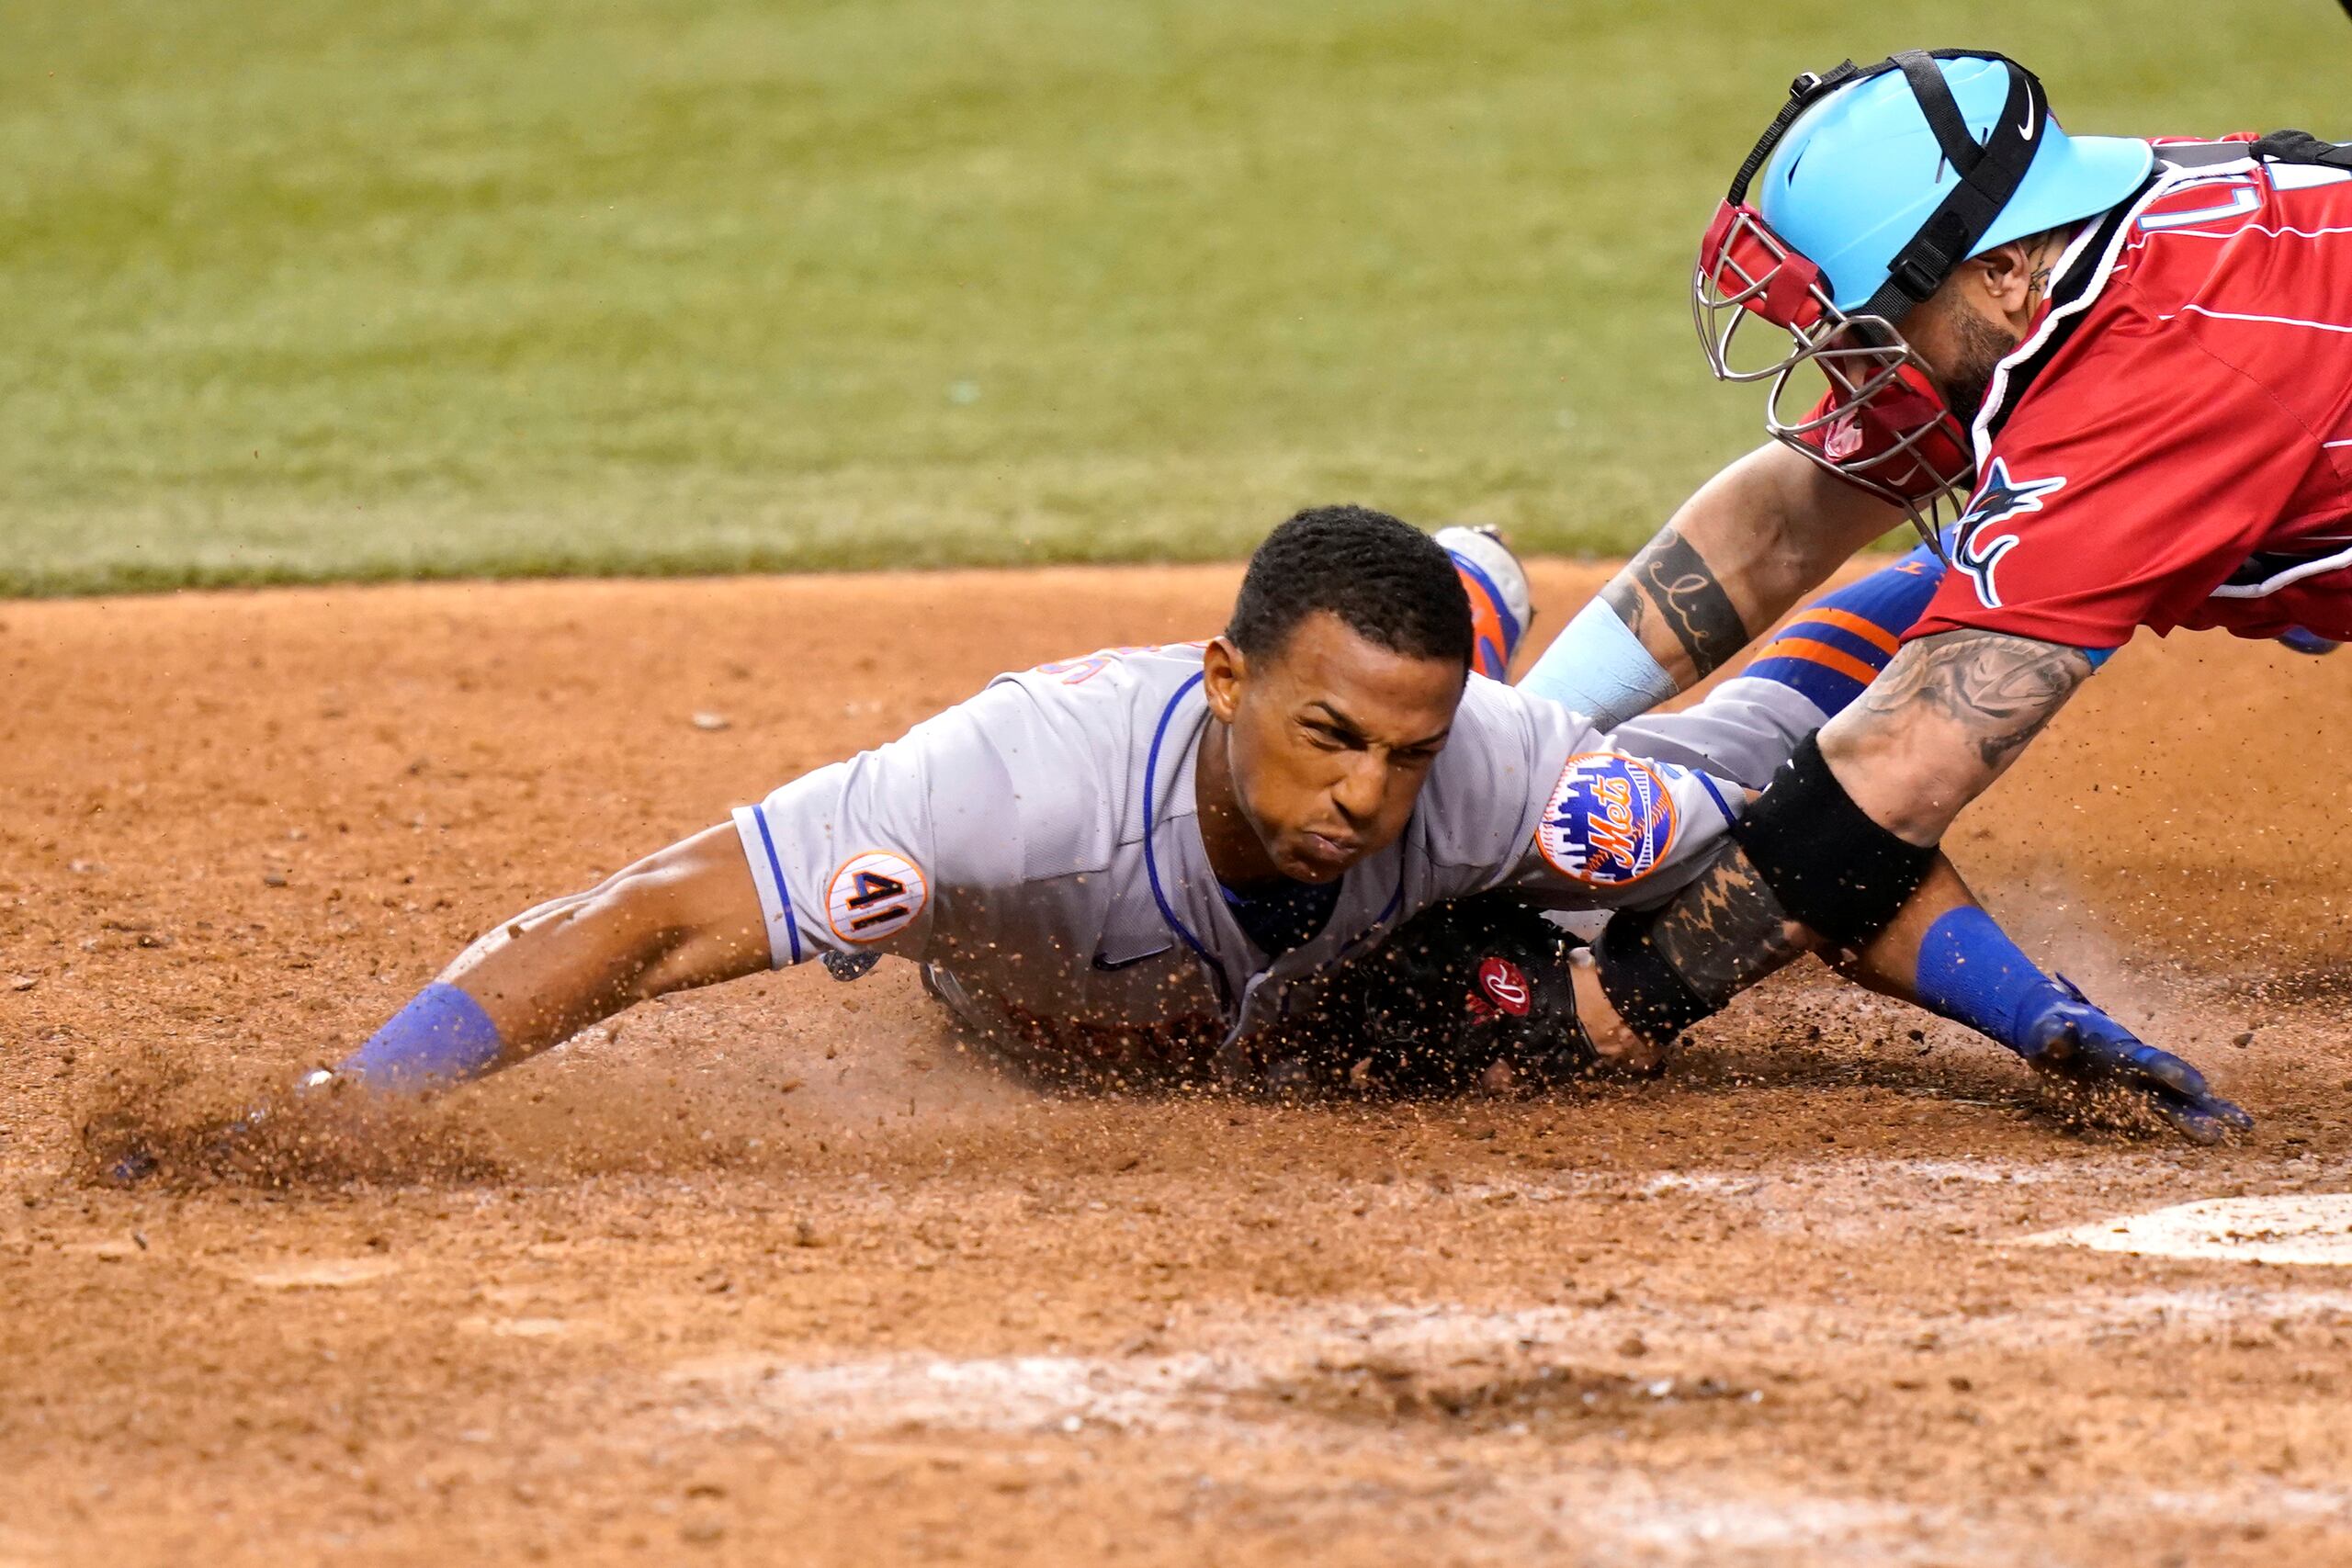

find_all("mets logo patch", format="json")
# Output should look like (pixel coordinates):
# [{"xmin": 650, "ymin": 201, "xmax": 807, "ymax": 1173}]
[
  {"xmin": 826, "ymin": 850, "xmax": 928, "ymax": 944},
  {"xmin": 1536, "ymin": 753, "xmax": 1678, "ymax": 887},
  {"xmin": 1951, "ymin": 457, "xmax": 2065, "ymax": 609}
]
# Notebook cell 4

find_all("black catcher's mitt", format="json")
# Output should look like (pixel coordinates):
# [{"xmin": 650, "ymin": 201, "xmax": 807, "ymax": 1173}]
[{"xmin": 1261, "ymin": 894, "xmax": 1596, "ymax": 1096}]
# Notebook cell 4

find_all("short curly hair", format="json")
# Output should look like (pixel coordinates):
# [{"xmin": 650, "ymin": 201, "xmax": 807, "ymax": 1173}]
[{"xmin": 1226, "ymin": 505, "xmax": 1473, "ymax": 671}]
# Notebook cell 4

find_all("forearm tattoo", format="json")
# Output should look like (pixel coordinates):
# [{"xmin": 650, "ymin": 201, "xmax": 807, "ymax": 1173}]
[
  {"xmin": 1605, "ymin": 527, "xmax": 1748, "ymax": 677},
  {"xmin": 1626, "ymin": 635, "xmax": 2086, "ymax": 1018},
  {"xmin": 1648, "ymin": 847, "xmax": 1808, "ymax": 1009},
  {"xmin": 1858, "ymin": 630, "xmax": 2091, "ymax": 771}
]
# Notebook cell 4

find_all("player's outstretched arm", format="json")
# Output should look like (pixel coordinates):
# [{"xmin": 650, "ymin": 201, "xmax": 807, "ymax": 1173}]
[
  {"xmin": 102, "ymin": 826, "xmax": 774, "ymax": 1182},
  {"xmin": 1593, "ymin": 626, "xmax": 2094, "ymax": 1032},
  {"xmin": 326, "ymin": 824, "xmax": 771, "ymax": 1092},
  {"xmin": 1520, "ymin": 442, "xmax": 1900, "ymax": 724},
  {"xmin": 1571, "ymin": 808, "xmax": 2248, "ymax": 1142},
  {"xmin": 1828, "ymin": 860, "xmax": 2250, "ymax": 1142},
  {"xmin": 1571, "ymin": 849, "xmax": 2247, "ymax": 1140},
  {"xmin": 1570, "ymin": 627, "xmax": 2253, "ymax": 1139}
]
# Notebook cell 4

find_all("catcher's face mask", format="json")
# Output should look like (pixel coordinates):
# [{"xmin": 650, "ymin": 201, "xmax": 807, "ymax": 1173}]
[{"xmin": 1692, "ymin": 51, "xmax": 2052, "ymax": 553}]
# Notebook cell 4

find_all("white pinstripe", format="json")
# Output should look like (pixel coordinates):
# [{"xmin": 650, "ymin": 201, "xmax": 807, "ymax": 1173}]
[
  {"xmin": 2157, "ymin": 304, "xmax": 2352, "ymax": 334},
  {"xmin": 2141, "ymin": 222, "xmax": 2352, "ymax": 243}
]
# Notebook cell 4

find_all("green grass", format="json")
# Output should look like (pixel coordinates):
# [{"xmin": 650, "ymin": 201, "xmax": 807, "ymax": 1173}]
[{"xmin": 4, "ymin": 0, "xmax": 2346, "ymax": 593}]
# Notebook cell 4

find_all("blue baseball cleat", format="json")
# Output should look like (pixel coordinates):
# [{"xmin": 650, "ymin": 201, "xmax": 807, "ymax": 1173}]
[{"xmin": 1438, "ymin": 525, "xmax": 1534, "ymax": 681}]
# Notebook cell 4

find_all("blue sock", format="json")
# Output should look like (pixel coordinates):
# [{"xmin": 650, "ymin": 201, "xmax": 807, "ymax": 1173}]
[
  {"xmin": 337, "ymin": 982, "xmax": 506, "ymax": 1090},
  {"xmin": 1912, "ymin": 908, "xmax": 2068, "ymax": 1056}
]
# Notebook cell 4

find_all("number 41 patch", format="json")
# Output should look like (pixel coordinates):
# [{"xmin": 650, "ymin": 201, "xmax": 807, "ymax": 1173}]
[{"xmin": 826, "ymin": 851, "xmax": 929, "ymax": 943}]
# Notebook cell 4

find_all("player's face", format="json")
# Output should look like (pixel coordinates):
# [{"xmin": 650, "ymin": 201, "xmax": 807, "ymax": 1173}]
[
  {"xmin": 1905, "ymin": 245, "xmax": 2052, "ymax": 425},
  {"xmin": 1905, "ymin": 295, "xmax": 2021, "ymax": 425},
  {"xmin": 1203, "ymin": 612, "xmax": 1466, "ymax": 885}
]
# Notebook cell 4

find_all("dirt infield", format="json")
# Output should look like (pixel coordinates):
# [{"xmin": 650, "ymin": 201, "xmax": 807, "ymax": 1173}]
[{"xmin": 7, "ymin": 563, "xmax": 2352, "ymax": 1566}]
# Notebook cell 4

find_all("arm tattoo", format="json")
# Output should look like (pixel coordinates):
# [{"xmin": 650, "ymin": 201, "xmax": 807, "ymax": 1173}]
[
  {"xmin": 1648, "ymin": 847, "xmax": 1808, "ymax": 1009},
  {"xmin": 1859, "ymin": 630, "xmax": 2091, "ymax": 770},
  {"xmin": 1614, "ymin": 527, "xmax": 1748, "ymax": 676},
  {"xmin": 1611, "ymin": 635, "xmax": 2086, "ymax": 1021}
]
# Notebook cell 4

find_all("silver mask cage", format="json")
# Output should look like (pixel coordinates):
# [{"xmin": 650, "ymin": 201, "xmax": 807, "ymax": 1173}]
[
  {"xmin": 1761, "ymin": 321, "xmax": 1977, "ymax": 554},
  {"xmin": 1693, "ymin": 207, "xmax": 1977, "ymax": 555}
]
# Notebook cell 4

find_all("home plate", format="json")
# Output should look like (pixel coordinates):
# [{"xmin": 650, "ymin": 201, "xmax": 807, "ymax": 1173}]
[{"xmin": 2021, "ymin": 1194, "xmax": 2352, "ymax": 1266}]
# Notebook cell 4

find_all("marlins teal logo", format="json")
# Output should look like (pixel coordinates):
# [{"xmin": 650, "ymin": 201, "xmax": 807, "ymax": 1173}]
[{"xmin": 1952, "ymin": 458, "xmax": 2065, "ymax": 607}]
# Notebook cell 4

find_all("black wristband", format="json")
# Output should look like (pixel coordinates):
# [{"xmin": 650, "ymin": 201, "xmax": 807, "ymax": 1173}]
[
  {"xmin": 1596, "ymin": 907, "xmax": 1718, "ymax": 1044},
  {"xmin": 1730, "ymin": 731, "xmax": 1936, "ymax": 950}
]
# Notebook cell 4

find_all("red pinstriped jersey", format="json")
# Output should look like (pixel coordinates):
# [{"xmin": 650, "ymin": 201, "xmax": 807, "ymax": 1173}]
[{"xmin": 1903, "ymin": 145, "xmax": 2352, "ymax": 648}]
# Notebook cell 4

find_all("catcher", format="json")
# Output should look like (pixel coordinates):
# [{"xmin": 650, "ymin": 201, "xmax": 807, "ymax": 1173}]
[
  {"xmin": 251, "ymin": 505, "xmax": 2233, "ymax": 1131},
  {"xmin": 1514, "ymin": 50, "xmax": 2335, "ymax": 1136}
]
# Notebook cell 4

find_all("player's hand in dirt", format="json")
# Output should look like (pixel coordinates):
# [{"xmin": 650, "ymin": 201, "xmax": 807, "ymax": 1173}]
[
  {"xmin": 87, "ymin": 1067, "xmax": 472, "ymax": 1188},
  {"xmin": 1565, "ymin": 947, "xmax": 1670, "ymax": 1077},
  {"xmin": 95, "ymin": 1111, "xmax": 258, "ymax": 1187},
  {"xmin": 94, "ymin": 1094, "xmax": 300, "ymax": 1188},
  {"xmin": 2015, "ymin": 978, "xmax": 2254, "ymax": 1144}
]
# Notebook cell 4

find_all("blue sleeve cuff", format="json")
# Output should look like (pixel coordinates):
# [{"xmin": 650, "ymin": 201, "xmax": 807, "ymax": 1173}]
[
  {"xmin": 1913, "ymin": 907, "xmax": 2066, "ymax": 1055},
  {"xmin": 337, "ymin": 982, "xmax": 507, "ymax": 1090}
]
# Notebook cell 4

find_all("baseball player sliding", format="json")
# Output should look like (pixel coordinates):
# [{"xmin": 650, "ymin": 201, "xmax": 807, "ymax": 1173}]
[
  {"xmin": 177, "ymin": 506, "xmax": 2231, "ymax": 1148},
  {"xmin": 1518, "ymin": 50, "xmax": 2337, "ymax": 1134}
]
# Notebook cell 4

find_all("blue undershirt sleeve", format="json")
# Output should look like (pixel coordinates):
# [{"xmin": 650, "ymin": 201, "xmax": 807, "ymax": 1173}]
[{"xmin": 335, "ymin": 981, "xmax": 507, "ymax": 1090}]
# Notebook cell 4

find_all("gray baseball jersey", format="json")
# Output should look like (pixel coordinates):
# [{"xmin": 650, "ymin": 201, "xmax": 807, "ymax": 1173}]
[{"xmin": 730, "ymin": 644, "xmax": 1821, "ymax": 1060}]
